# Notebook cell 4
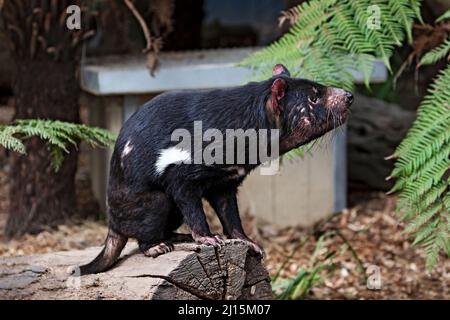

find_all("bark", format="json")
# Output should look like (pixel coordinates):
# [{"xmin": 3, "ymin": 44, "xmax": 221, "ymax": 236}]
[
  {"xmin": 0, "ymin": 37, "xmax": 13, "ymax": 93},
  {"xmin": 5, "ymin": 59, "xmax": 81, "ymax": 238},
  {"xmin": 0, "ymin": 240, "xmax": 273, "ymax": 300},
  {"xmin": 1, "ymin": 1, "xmax": 89, "ymax": 238}
]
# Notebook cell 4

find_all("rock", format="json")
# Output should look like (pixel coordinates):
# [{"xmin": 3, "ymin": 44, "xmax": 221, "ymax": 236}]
[{"xmin": 0, "ymin": 239, "xmax": 272, "ymax": 300}]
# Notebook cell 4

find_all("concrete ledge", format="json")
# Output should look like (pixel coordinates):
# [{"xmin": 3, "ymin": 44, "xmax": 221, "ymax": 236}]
[{"xmin": 81, "ymin": 48, "xmax": 388, "ymax": 95}]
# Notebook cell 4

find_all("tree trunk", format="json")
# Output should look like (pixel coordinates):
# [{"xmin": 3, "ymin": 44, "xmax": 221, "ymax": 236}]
[
  {"xmin": 1, "ymin": 1, "xmax": 90, "ymax": 238},
  {"xmin": 5, "ymin": 59, "xmax": 81, "ymax": 238}
]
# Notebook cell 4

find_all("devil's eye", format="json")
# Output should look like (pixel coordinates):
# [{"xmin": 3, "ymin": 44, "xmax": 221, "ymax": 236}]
[{"xmin": 308, "ymin": 96, "xmax": 319, "ymax": 104}]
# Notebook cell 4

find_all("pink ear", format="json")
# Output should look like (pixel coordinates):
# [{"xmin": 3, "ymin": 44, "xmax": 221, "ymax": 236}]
[
  {"xmin": 271, "ymin": 78, "xmax": 287, "ymax": 114},
  {"xmin": 272, "ymin": 64, "xmax": 291, "ymax": 77}
]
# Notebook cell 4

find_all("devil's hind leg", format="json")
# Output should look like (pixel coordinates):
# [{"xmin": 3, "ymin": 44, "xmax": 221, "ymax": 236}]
[
  {"xmin": 108, "ymin": 189, "xmax": 173, "ymax": 246},
  {"xmin": 109, "ymin": 189, "xmax": 185, "ymax": 259},
  {"xmin": 138, "ymin": 206, "xmax": 186, "ymax": 257}
]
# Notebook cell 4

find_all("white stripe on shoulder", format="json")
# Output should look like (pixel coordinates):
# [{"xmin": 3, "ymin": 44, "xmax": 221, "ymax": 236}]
[
  {"xmin": 155, "ymin": 146, "xmax": 191, "ymax": 175},
  {"xmin": 120, "ymin": 139, "xmax": 134, "ymax": 168},
  {"xmin": 121, "ymin": 140, "xmax": 133, "ymax": 158}
]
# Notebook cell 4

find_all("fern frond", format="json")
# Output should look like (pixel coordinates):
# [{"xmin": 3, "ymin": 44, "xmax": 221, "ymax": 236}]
[
  {"xmin": 419, "ymin": 37, "xmax": 450, "ymax": 66},
  {"xmin": 390, "ymin": 63, "xmax": 450, "ymax": 271},
  {"xmin": 424, "ymin": 227, "xmax": 449, "ymax": 270},
  {"xmin": 279, "ymin": 6, "xmax": 301, "ymax": 27},
  {"xmin": 436, "ymin": 8, "xmax": 450, "ymax": 22},
  {"xmin": 390, "ymin": 0, "xmax": 419, "ymax": 44},
  {"xmin": 242, "ymin": 0, "xmax": 421, "ymax": 86},
  {"xmin": 0, "ymin": 125, "xmax": 25, "ymax": 153},
  {"xmin": 0, "ymin": 119, "xmax": 117, "ymax": 171},
  {"xmin": 403, "ymin": 203, "xmax": 441, "ymax": 234},
  {"xmin": 409, "ymin": 0, "xmax": 424, "ymax": 24},
  {"xmin": 412, "ymin": 217, "xmax": 439, "ymax": 246}
]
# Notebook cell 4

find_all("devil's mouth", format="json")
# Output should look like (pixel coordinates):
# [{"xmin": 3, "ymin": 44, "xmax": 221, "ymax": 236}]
[
  {"xmin": 330, "ymin": 111, "xmax": 348, "ymax": 129},
  {"xmin": 315, "ymin": 109, "xmax": 348, "ymax": 131},
  {"xmin": 339, "ymin": 109, "xmax": 349, "ymax": 122}
]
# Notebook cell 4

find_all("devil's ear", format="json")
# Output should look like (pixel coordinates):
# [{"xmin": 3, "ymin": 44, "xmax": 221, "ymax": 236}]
[
  {"xmin": 269, "ymin": 78, "xmax": 287, "ymax": 115},
  {"xmin": 272, "ymin": 64, "xmax": 290, "ymax": 77}
]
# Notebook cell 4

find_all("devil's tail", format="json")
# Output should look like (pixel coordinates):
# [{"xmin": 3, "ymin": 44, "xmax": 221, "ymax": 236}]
[{"xmin": 79, "ymin": 228, "xmax": 128, "ymax": 275}]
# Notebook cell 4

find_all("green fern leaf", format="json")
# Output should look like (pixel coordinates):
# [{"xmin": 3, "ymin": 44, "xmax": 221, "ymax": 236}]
[
  {"xmin": 0, "ymin": 120, "xmax": 117, "ymax": 171},
  {"xmin": 419, "ymin": 37, "xmax": 450, "ymax": 66},
  {"xmin": 436, "ymin": 8, "xmax": 450, "ymax": 22}
]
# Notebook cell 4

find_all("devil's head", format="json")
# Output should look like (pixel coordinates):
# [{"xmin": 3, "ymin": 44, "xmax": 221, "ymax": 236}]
[{"xmin": 265, "ymin": 64, "xmax": 353, "ymax": 152}]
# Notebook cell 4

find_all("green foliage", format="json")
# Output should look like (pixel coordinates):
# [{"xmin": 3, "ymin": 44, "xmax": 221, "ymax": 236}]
[
  {"xmin": 272, "ymin": 231, "xmax": 366, "ymax": 299},
  {"xmin": 0, "ymin": 119, "xmax": 117, "ymax": 171},
  {"xmin": 389, "ymin": 11, "xmax": 450, "ymax": 271},
  {"xmin": 436, "ymin": 8, "xmax": 450, "ymax": 23},
  {"xmin": 272, "ymin": 233, "xmax": 336, "ymax": 300},
  {"xmin": 240, "ymin": 0, "xmax": 421, "ymax": 90},
  {"xmin": 419, "ymin": 37, "xmax": 450, "ymax": 66},
  {"xmin": 389, "ymin": 63, "xmax": 450, "ymax": 271}
]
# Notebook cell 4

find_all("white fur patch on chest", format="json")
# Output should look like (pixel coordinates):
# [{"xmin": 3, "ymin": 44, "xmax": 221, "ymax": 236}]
[{"xmin": 155, "ymin": 146, "xmax": 191, "ymax": 175}]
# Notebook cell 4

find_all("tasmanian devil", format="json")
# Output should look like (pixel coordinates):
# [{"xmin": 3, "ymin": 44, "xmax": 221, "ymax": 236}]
[{"xmin": 79, "ymin": 64, "xmax": 353, "ymax": 275}]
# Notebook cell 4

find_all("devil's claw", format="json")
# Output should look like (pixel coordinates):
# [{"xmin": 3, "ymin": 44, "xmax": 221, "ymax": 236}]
[{"xmin": 193, "ymin": 234, "xmax": 225, "ymax": 248}]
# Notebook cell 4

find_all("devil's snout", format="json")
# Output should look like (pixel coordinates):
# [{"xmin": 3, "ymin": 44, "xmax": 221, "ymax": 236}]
[
  {"xmin": 344, "ymin": 91, "xmax": 354, "ymax": 105},
  {"xmin": 326, "ymin": 88, "xmax": 354, "ymax": 109}
]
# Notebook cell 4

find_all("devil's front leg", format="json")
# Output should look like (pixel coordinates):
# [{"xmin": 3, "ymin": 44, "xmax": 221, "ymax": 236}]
[
  {"xmin": 167, "ymin": 181, "xmax": 224, "ymax": 247},
  {"xmin": 205, "ymin": 186, "xmax": 265, "ymax": 257}
]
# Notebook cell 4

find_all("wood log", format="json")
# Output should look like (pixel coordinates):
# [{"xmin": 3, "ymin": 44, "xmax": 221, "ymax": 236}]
[
  {"xmin": 347, "ymin": 94, "xmax": 416, "ymax": 190},
  {"xmin": 0, "ymin": 239, "xmax": 272, "ymax": 300}
]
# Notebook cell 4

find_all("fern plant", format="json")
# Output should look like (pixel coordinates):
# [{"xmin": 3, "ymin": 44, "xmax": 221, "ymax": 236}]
[
  {"xmin": 0, "ymin": 119, "xmax": 117, "ymax": 171},
  {"xmin": 242, "ymin": 1, "xmax": 449, "ymax": 270},
  {"xmin": 241, "ymin": 0, "xmax": 421, "ymax": 89},
  {"xmin": 388, "ymin": 10, "xmax": 450, "ymax": 271},
  {"xmin": 389, "ymin": 68, "xmax": 450, "ymax": 270}
]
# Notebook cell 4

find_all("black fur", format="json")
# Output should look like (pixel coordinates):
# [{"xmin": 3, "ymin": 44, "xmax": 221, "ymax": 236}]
[{"xmin": 79, "ymin": 65, "xmax": 353, "ymax": 274}]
